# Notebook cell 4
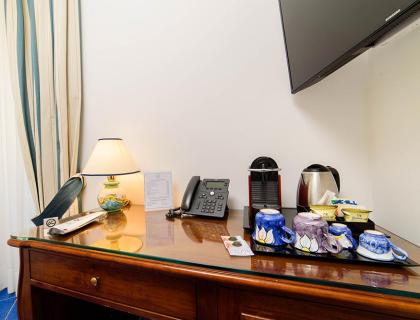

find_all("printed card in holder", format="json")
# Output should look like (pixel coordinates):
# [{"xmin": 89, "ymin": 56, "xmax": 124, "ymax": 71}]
[
  {"xmin": 221, "ymin": 235, "xmax": 254, "ymax": 256},
  {"xmin": 144, "ymin": 172, "xmax": 173, "ymax": 211}
]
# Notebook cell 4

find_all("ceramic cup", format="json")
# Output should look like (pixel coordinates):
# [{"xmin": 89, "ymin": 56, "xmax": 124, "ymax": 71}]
[
  {"xmin": 356, "ymin": 230, "xmax": 408, "ymax": 261},
  {"xmin": 253, "ymin": 209, "xmax": 296, "ymax": 247},
  {"xmin": 293, "ymin": 212, "xmax": 342, "ymax": 254},
  {"xmin": 329, "ymin": 223, "xmax": 357, "ymax": 250}
]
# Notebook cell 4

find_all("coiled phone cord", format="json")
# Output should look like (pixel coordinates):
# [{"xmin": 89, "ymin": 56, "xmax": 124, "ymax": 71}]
[{"xmin": 166, "ymin": 207, "xmax": 186, "ymax": 219}]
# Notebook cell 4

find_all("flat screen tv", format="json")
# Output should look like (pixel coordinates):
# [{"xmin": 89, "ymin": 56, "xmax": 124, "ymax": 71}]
[{"xmin": 279, "ymin": 0, "xmax": 420, "ymax": 93}]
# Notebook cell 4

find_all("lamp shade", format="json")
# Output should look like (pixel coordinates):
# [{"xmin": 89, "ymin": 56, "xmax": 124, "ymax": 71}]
[{"xmin": 82, "ymin": 138, "xmax": 140, "ymax": 176}]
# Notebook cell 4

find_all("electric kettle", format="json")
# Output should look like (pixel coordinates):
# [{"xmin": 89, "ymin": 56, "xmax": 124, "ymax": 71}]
[{"xmin": 296, "ymin": 164, "xmax": 340, "ymax": 212}]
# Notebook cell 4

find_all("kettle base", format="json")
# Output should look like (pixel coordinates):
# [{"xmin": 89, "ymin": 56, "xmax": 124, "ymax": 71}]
[{"xmin": 297, "ymin": 205, "xmax": 310, "ymax": 213}]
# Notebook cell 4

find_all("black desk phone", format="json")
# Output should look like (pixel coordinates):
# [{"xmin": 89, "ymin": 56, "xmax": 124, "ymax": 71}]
[{"xmin": 167, "ymin": 176, "xmax": 230, "ymax": 219}]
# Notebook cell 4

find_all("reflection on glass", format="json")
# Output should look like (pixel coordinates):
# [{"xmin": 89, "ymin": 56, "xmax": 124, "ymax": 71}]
[
  {"xmin": 251, "ymin": 257, "xmax": 346, "ymax": 281},
  {"xmin": 181, "ymin": 218, "xmax": 229, "ymax": 243},
  {"xmin": 92, "ymin": 211, "xmax": 142, "ymax": 253},
  {"xmin": 292, "ymin": 263, "xmax": 345, "ymax": 280},
  {"xmin": 251, "ymin": 256, "xmax": 286, "ymax": 274},
  {"xmin": 146, "ymin": 212, "xmax": 174, "ymax": 247},
  {"xmin": 360, "ymin": 270, "xmax": 409, "ymax": 288}
]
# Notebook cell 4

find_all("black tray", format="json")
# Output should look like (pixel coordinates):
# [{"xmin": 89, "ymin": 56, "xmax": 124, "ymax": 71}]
[{"xmin": 244, "ymin": 206, "xmax": 419, "ymax": 267}]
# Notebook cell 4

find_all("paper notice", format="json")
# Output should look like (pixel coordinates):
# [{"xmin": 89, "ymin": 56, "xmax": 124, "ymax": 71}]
[{"xmin": 144, "ymin": 172, "xmax": 173, "ymax": 211}]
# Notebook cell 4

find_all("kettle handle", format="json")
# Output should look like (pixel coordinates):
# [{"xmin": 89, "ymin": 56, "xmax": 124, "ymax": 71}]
[{"xmin": 326, "ymin": 166, "xmax": 340, "ymax": 192}]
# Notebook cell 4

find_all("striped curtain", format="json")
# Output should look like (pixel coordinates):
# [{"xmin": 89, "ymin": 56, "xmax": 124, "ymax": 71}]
[{"xmin": 2, "ymin": 0, "xmax": 82, "ymax": 215}]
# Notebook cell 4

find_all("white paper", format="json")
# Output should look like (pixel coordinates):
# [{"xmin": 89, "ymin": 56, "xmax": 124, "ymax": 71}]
[
  {"xmin": 144, "ymin": 172, "xmax": 173, "ymax": 211},
  {"xmin": 221, "ymin": 236, "xmax": 254, "ymax": 256}
]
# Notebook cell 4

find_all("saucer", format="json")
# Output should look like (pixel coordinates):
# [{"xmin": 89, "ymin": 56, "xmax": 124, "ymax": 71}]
[{"xmin": 356, "ymin": 245, "xmax": 394, "ymax": 261}]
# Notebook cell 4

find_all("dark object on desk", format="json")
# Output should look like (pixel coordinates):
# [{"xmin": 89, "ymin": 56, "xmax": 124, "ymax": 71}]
[
  {"xmin": 32, "ymin": 175, "xmax": 84, "ymax": 226},
  {"xmin": 166, "ymin": 176, "xmax": 229, "ymax": 219},
  {"xmin": 297, "ymin": 164, "xmax": 340, "ymax": 212},
  {"xmin": 248, "ymin": 157, "xmax": 282, "ymax": 228}
]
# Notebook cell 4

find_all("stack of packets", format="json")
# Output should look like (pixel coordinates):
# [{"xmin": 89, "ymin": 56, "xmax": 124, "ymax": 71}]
[
  {"xmin": 221, "ymin": 236, "xmax": 254, "ymax": 256},
  {"xmin": 331, "ymin": 198, "xmax": 360, "ymax": 217},
  {"xmin": 316, "ymin": 191, "xmax": 370, "ymax": 217}
]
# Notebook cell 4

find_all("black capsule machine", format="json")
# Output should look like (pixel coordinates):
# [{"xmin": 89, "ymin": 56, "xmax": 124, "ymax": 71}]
[{"xmin": 247, "ymin": 156, "xmax": 282, "ymax": 229}]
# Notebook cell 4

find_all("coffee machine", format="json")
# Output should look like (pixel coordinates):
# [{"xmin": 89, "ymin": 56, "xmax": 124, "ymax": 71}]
[{"xmin": 247, "ymin": 157, "xmax": 282, "ymax": 228}]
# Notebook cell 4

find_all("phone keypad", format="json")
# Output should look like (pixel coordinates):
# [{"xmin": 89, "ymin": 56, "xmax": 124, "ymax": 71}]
[
  {"xmin": 198, "ymin": 197, "xmax": 227, "ymax": 215},
  {"xmin": 201, "ymin": 200, "xmax": 217, "ymax": 213},
  {"xmin": 189, "ymin": 179, "xmax": 229, "ymax": 218}
]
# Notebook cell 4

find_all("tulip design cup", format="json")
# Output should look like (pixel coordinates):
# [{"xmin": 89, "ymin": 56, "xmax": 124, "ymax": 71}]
[
  {"xmin": 252, "ymin": 209, "xmax": 296, "ymax": 247},
  {"xmin": 293, "ymin": 212, "xmax": 341, "ymax": 254}
]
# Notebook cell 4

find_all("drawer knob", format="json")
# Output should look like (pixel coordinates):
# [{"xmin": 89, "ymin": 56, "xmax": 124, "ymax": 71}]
[{"xmin": 90, "ymin": 276, "xmax": 99, "ymax": 287}]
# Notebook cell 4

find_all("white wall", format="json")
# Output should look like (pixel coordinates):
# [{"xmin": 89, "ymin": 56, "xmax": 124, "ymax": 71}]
[
  {"xmin": 367, "ymin": 21, "xmax": 420, "ymax": 245},
  {"xmin": 80, "ymin": 0, "xmax": 373, "ymax": 212}
]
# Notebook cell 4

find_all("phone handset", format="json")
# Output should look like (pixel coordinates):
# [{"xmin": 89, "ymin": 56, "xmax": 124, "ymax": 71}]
[
  {"xmin": 180, "ymin": 176, "xmax": 200, "ymax": 211},
  {"xmin": 166, "ymin": 176, "xmax": 200, "ymax": 218}
]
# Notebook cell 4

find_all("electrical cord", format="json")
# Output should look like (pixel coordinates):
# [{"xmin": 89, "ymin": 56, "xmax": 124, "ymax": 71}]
[{"xmin": 166, "ymin": 207, "xmax": 186, "ymax": 219}]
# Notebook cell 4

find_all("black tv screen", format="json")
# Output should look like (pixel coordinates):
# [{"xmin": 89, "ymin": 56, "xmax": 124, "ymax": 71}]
[{"xmin": 279, "ymin": 0, "xmax": 420, "ymax": 93}]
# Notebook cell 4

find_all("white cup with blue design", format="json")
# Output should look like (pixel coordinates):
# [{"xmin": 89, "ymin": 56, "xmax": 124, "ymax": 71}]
[
  {"xmin": 357, "ymin": 230, "xmax": 408, "ymax": 261},
  {"xmin": 329, "ymin": 223, "xmax": 357, "ymax": 250},
  {"xmin": 252, "ymin": 209, "xmax": 296, "ymax": 247}
]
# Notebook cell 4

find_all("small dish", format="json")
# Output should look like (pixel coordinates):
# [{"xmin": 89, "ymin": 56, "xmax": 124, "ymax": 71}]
[
  {"xmin": 342, "ymin": 208, "xmax": 372, "ymax": 223},
  {"xmin": 310, "ymin": 205, "xmax": 338, "ymax": 221}
]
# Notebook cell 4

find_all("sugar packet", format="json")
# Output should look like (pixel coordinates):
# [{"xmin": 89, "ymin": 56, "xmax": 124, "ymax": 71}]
[{"xmin": 221, "ymin": 235, "xmax": 254, "ymax": 256}]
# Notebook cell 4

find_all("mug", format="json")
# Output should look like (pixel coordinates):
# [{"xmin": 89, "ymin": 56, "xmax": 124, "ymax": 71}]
[
  {"xmin": 329, "ymin": 223, "xmax": 357, "ymax": 250},
  {"xmin": 356, "ymin": 230, "xmax": 408, "ymax": 261},
  {"xmin": 253, "ymin": 209, "xmax": 296, "ymax": 247},
  {"xmin": 293, "ymin": 212, "xmax": 342, "ymax": 254}
]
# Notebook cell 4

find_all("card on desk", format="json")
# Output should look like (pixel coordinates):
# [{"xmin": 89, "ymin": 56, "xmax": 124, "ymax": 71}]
[{"xmin": 144, "ymin": 172, "xmax": 173, "ymax": 211}]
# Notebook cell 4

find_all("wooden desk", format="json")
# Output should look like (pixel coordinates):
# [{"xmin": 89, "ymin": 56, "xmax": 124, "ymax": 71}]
[{"xmin": 8, "ymin": 206, "xmax": 420, "ymax": 319}]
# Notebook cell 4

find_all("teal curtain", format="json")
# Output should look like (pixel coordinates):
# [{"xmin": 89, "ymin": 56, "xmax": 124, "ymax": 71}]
[{"xmin": 2, "ymin": 0, "xmax": 82, "ymax": 215}]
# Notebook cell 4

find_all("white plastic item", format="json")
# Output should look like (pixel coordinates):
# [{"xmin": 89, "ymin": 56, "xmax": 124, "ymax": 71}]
[{"xmin": 49, "ymin": 211, "xmax": 107, "ymax": 235}]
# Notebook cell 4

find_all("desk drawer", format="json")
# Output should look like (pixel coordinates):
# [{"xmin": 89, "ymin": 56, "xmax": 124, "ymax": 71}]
[
  {"xmin": 220, "ymin": 288, "xmax": 408, "ymax": 320},
  {"xmin": 30, "ymin": 250, "xmax": 196, "ymax": 319}
]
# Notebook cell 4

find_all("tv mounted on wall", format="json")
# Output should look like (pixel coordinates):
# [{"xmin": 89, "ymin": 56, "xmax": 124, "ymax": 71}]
[{"xmin": 279, "ymin": 0, "xmax": 420, "ymax": 94}]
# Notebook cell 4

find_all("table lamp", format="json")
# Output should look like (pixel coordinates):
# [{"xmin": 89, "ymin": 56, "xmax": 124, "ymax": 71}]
[{"xmin": 82, "ymin": 138, "xmax": 140, "ymax": 212}]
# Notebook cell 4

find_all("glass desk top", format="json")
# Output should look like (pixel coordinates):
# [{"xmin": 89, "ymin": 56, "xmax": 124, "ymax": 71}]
[{"xmin": 11, "ymin": 205, "xmax": 420, "ymax": 299}]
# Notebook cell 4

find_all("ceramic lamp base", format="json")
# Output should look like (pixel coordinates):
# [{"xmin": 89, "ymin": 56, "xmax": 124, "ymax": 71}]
[{"xmin": 97, "ymin": 176, "xmax": 130, "ymax": 212}]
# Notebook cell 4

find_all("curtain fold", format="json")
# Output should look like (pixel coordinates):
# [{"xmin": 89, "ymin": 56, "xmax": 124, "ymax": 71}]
[
  {"xmin": 0, "ymin": 2, "xmax": 35, "ymax": 293},
  {"xmin": 3, "ymin": 0, "xmax": 82, "ymax": 216}
]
